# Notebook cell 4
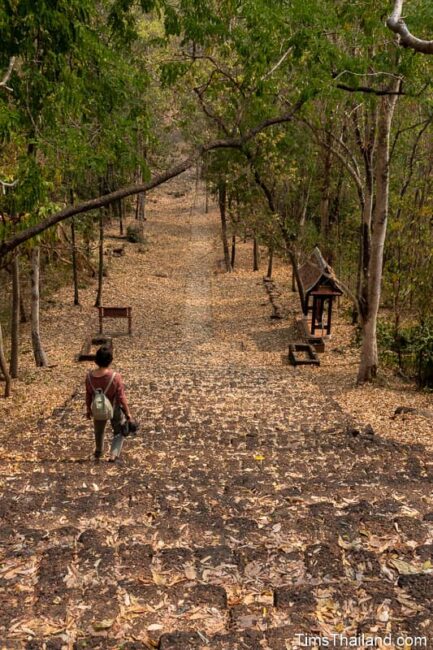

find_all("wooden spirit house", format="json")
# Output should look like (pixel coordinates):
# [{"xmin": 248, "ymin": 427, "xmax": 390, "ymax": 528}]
[{"xmin": 297, "ymin": 247, "xmax": 342, "ymax": 337}]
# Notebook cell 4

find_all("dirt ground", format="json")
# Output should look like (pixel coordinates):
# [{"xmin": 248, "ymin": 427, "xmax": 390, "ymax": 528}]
[{"xmin": 1, "ymin": 175, "xmax": 433, "ymax": 649}]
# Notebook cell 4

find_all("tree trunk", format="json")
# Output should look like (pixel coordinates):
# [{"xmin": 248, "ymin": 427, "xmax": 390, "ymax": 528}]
[
  {"xmin": 135, "ymin": 164, "xmax": 146, "ymax": 234},
  {"xmin": 20, "ymin": 291, "xmax": 28, "ymax": 323},
  {"xmin": 205, "ymin": 184, "xmax": 209, "ymax": 214},
  {"xmin": 253, "ymin": 237, "xmax": 260, "ymax": 272},
  {"xmin": 267, "ymin": 247, "xmax": 274, "ymax": 279},
  {"xmin": 353, "ymin": 103, "xmax": 376, "ymax": 326},
  {"xmin": 71, "ymin": 217, "xmax": 80, "ymax": 306},
  {"xmin": 231, "ymin": 235, "xmax": 236, "ymax": 269},
  {"xmin": 10, "ymin": 254, "xmax": 20, "ymax": 377},
  {"xmin": 0, "ymin": 323, "xmax": 11, "ymax": 398},
  {"xmin": 119, "ymin": 199, "xmax": 124, "ymax": 236},
  {"xmin": 94, "ymin": 211, "xmax": 104, "ymax": 308},
  {"xmin": 288, "ymin": 247, "xmax": 306, "ymax": 312},
  {"xmin": 319, "ymin": 129, "xmax": 332, "ymax": 241},
  {"xmin": 31, "ymin": 247, "xmax": 48, "ymax": 367},
  {"xmin": 218, "ymin": 182, "xmax": 232, "ymax": 272},
  {"xmin": 357, "ymin": 82, "xmax": 400, "ymax": 384}
]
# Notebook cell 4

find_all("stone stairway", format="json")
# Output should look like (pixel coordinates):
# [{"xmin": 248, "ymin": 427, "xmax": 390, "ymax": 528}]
[
  {"xmin": 2, "ymin": 356, "xmax": 433, "ymax": 648},
  {"xmin": 1, "ymin": 192, "xmax": 433, "ymax": 648}
]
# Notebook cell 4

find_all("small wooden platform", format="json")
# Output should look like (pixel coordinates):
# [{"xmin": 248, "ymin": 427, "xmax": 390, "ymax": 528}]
[
  {"xmin": 295, "ymin": 317, "xmax": 325, "ymax": 353},
  {"xmin": 98, "ymin": 306, "xmax": 132, "ymax": 335},
  {"xmin": 289, "ymin": 342, "xmax": 320, "ymax": 367},
  {"xmin": 77, "ymin": 336, "xmax": 113, "ymax": 362}
]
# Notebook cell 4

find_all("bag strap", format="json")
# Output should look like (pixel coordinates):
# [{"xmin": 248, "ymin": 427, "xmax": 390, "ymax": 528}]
[
  {"xmin": 88, "ymin": 371, "xmax": 116, "ymax": 395},
  {"xmin": 103, "ymin": 371, "xmax": 116, "ymax": 395}
]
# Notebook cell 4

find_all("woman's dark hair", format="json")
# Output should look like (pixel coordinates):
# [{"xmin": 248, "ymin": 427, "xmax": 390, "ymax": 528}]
[{"xmin": 95, "ymin": 346, "xmax": 113, "ymax": 368}]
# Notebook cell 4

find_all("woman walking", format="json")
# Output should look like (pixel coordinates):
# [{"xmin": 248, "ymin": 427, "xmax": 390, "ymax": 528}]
[{"xmin": 85, "ymin": 346, "xmax": 132, "ymax": 462}]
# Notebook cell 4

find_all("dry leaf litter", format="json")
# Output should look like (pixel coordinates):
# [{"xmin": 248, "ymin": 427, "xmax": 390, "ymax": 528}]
[{"xmin": 0, "ymin": 172, "xmax": 432, "ymax": 649}]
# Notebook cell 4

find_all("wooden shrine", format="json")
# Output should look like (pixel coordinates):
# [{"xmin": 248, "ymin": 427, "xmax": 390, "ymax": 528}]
[{"xmin": 297, "ymin": 248, "xmax": 342, "ymax": 337}]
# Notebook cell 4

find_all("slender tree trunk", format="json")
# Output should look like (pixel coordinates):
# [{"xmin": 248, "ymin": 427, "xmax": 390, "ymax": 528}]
[
  {"xmin": 205, "ymin": 183, "xmax": 209, "ymax": 214},
  {"xmin": 135, "ymin": 163, "xmax": 146, "ymax": 234},
  {"xmin": 320, "ymin": 129, "xmax": 332, "ymax": 241},
  {"xmin": 31, "ymin": 247, "xmax": 48, "ymax": 367},
  {"xmin": 253, "ymin": 237, "xmax": 260, "ymax": 272},
  {"xmin": 137, "ymin": 192, "xmax": 146, "ymax": 224},
  {"xmin": 287, "ymin": 247, "xmax": 306, "ymax": 312},
  {"xmin": 231, "ymin": 235, "xmax": 236, "ymax": 269},
  {"xmin": 0, "ymin": 323, "xmax": 11, "ymax": 398},
  {"xmin": 218, "ymin": 182, "xmax": 232, "ymax": 272},
  {"xmin": 357, "ymin": 82, "xmax": 400, "ymax": 384},
  {"xmin": 119, "ymin": 199, "xmax": 124, "ymax": 236},
  {"xmin": 94, "ymin": 211, "xmax": 104, "ymax": 308},
  {"xmin": 353, "ymin": 103, "xmax": 376, "ymax": 325},
  {"xmin": 267, "ymin": 247, "xmax": 274, "ymax": 279},
  {"xmin": 71, "ymin": 217, "xmax": 80, "ymax": 306},
  {"xmin": 10, "ymin": 255, "xmax": 20, "ymax": 377},
  {"xmin": 20, "ymin": 291, "xmax": 28, "ymax": 323},
  {"xmin": 354, "ymin": 189, "xmax": 373, "ymax": 325}
]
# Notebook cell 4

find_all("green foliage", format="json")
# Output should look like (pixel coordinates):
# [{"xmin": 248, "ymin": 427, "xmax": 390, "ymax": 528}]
[
  {"xmin": 377, "ymin": 318, "xmax": 433, "ymax": 388},
  {"xmin": 1, "ymin": 0, "xmax": 433, "ymax": 389},
  {"xmin": 126, "ymin": 224, "xmax": 145, "ymax": 243}
]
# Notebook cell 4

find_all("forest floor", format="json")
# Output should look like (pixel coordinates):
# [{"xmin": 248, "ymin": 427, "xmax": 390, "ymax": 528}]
[{"xmin": 1, "ymin": 174, "xmax": 433, "ymax": 649}]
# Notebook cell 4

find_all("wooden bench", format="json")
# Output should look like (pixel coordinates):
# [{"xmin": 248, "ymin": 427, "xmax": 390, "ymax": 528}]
[
  {"xmin": 288, "ymin": 342, "xmax": 320, "ymax": 367},
  {"xmin": 98, "ymin": 306, "xmax": 132, "ymax": 335},
  {"xmin": 295, "ymin": 317, "xmax": 326, "ymax": 353}
]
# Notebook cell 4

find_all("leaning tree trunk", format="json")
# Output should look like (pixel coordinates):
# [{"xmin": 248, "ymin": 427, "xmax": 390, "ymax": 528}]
[
  {"xmin": 10, "ymin": 254, "xmax": 20, "ymax": 377},
  {"xmin": 218, "ymin": 182, "xmax": 232, "ymax": 272},
  {"xmin": 31, "ymin": 247, "xmax": 48, "ymax": 367},
  {"xmin": 0, "ymin": 322, "xmax": 11, "ymax": 397},
  {"xmin": 94, "ymin": 211, "xmax": 104, "ymax": 308},
  {"xmin": 357, "ymin": 83, "xmax": 400, "ymax": 384}
]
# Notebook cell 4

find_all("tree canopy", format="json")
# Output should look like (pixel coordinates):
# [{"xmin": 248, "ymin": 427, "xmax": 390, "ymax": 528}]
[{"xmin": 2, "ymin": 0, "xmax": 433, "ymax": 384}]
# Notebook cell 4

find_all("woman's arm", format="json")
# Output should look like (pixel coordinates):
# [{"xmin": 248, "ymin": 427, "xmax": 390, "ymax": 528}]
[{"xmin": 115, "ymin": 373, "xmax": 131, "ymax": 419}]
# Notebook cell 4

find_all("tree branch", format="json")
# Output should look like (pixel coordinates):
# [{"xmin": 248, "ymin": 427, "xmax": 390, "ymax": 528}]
[
  {"xmin": 261, "ymin": 46, "xmax": 292, "ymax": 82},
  {"xmin": 336, "ymin": 82, "xmax": 405, "ymax": 96},
  {"xmin": 0, "ymin": 178, "xmax": 18, "ymax": 194},
  {"xmin": 0, "ymin": 57, "xmax": 16, "ymax": 91},
  {"xmin": 193, "ymin": 85, "xmax": 231, "ymax": 136},
  {"xmin": 0, "ymin": 102, "xmax": 305, "ymax": 258},
  {"xmin": 387, "ymin": 0, "xmax": 433, "ymax": 54},
  {"xmin": 301, "ymin": 119, "xmax": 365, "ymax": 203}
]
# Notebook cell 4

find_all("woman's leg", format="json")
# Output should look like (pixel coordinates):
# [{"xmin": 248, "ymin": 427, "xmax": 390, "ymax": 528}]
[
  {"xmin": 94, "ymin": 419, "xmax": 107, "ymax": 457},
  {"xmin": 109, "ymin": 405, "xmax": 125, "ymax": 459}
]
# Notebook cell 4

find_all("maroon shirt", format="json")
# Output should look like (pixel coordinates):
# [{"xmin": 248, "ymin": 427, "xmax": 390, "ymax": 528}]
[{"xmin": 86, "ymin": 370, "xmax": 129, "ymax": 415}]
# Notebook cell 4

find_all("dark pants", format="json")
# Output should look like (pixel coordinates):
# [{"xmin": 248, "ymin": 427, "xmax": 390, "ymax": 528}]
[{"xmin": 93, "ymin": 404, "xmax": 126, "ymax": 458}]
